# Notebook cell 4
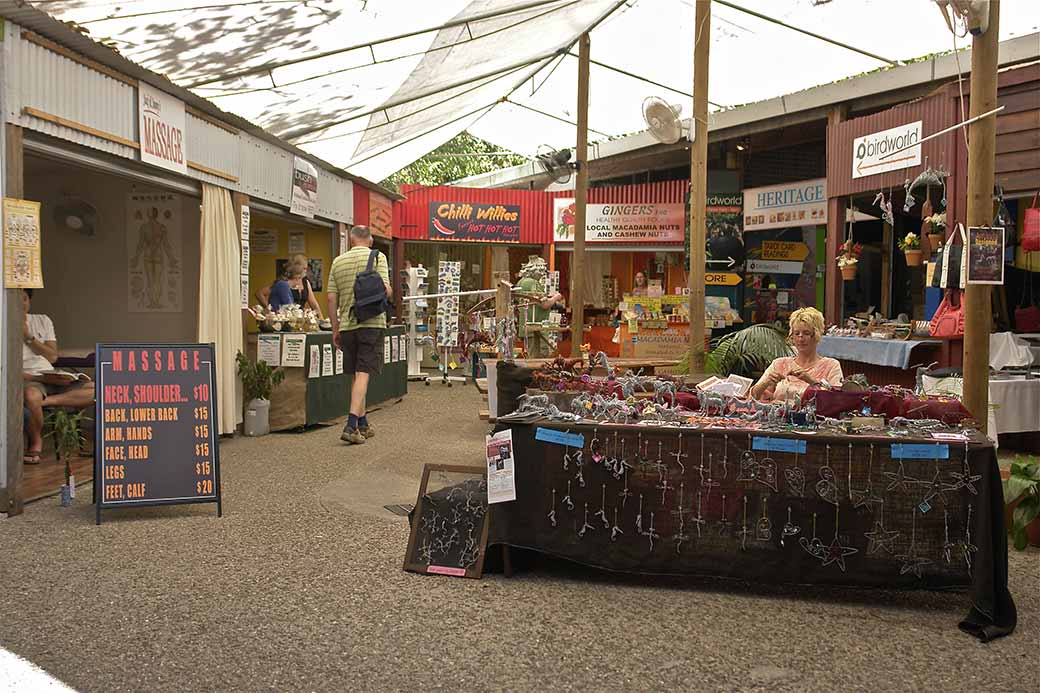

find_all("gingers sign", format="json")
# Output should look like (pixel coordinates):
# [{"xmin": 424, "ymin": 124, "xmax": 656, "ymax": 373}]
[
  {"xmin": 429, "ymin": 202, "xmax": 521, "ymax": 242},
  {"xmin": 553, "ymin": 198, "xmax": 684, "ymax": 243},
  {"xmin": 138, "ymin": 83, "xmax": 187, "ymax": 175}
]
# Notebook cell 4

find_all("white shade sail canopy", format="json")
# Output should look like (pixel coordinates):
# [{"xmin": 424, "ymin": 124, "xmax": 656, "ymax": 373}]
[{"xmin": 39, "ymin": 0, "xmax": 1040, "ymax": 181}]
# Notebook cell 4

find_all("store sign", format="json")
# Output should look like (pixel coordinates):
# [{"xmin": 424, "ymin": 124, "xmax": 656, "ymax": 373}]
[
  {"xmin": 369, "ymin": 193, "xmax": 393, "ymax": 238},
  {"xmin": 747, "ymin": 259, "xmax": 804, "ymax": 275},
  {"xmin": 966, "ymin": 226, "xmax": 1005, "ymax": 285},
  {"xmin": 290, "ymin": 156, "xmax": 319, "ymax": 218},
  {"xmin": 554, "ymin": 199, "xmax": 684, "ymax": 243},
  {"xmin": 743, "ymin": 179, "xmax": 826, "ymax": 231},
  {"xmin": 95, "ymin": 343, "xmax": 221, "ymax": 523},
  {"xmin": 706, "ymin": 272, "xmax": 742, "ymax": 286},
  {"xmin": 852, "ymin": 121, "xmax": 922, "ymax": 179},
  {"xmin": 761, "ymin": 241, "xmax": 809, "ymax": 261},
  {"xmin": 429, "ymin": 202, "xmax": 520, "ymax": 243},
  {"xmin": 138, "ymin": 83, "xmax": 187, "ymax": 174}
]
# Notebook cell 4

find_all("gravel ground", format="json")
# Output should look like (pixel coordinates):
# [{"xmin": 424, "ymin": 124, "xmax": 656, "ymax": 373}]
[{"xmin": 1, "ymin": 383, "xmax": 1037, "ymax": 692}]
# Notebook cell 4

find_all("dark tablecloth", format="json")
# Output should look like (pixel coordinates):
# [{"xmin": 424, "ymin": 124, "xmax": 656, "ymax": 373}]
[{"xmin": 488, "ymin": 422, "xmax": 1016, "ymax": 641}]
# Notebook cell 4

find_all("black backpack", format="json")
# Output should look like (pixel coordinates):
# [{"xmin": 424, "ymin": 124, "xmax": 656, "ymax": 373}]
[{"xmin": 351, "ymin": 249, "xmax": 389, "ymax": 322}]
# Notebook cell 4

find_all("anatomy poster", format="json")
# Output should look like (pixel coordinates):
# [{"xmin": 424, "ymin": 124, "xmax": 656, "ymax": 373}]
[{"xmin": 127, "ymin": 192, "xmax": 183, "ymax": 312}]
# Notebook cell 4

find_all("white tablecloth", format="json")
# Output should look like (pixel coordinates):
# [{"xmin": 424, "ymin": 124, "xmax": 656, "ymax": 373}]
[
  {"xmin": 922, "ymin": 374, "xmax": 1040, "ymax": 444},
  {"xmin": 989, "ymin": 332, "xmax": 1036, "ymax": 370}
]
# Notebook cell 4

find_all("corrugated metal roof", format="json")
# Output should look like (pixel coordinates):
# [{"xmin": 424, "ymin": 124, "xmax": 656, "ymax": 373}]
[{"xmin": 0, "ymin": 0, "xmax": 400, "ymax": 200}]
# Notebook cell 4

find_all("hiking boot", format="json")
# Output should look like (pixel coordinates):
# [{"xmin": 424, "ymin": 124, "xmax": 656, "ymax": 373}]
[
  {"xmin": 359, "ymin": 424, "xmax": 375, "ymax": 439},
  {"xmin": 340, "ymin": 427, "xmax": 366, "ymax": 445}
]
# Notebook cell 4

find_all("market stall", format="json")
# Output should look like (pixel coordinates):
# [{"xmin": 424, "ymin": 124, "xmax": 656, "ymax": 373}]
[{"xmin": 247, "ymin": 327, "xmax": 407, "ymax": 431}]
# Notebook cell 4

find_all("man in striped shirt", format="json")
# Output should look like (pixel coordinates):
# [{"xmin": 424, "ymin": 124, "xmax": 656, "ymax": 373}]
[{"xmin": 327, "ymin": 226, "xmax": 391, "ymax": 444}]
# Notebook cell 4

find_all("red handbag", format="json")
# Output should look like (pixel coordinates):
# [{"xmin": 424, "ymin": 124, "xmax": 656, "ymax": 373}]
[
  {"xmin": 930, "ymin": 288, "xmax": 965, "ymax": 338},
  {"xmin": 1023, "ymin": 192, "xmax": 1040, "ymax": 252}
]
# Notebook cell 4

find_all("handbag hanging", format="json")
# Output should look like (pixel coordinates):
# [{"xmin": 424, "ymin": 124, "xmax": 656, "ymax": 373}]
[
  {"xmin": 932, "ymin": 222, "xmax": 968, "ymax": 289},
  {"xmin": 1014, "ymin": 269, "xmax": 1040, "ymax": 333},
  {"xmin": 1023, "ymin": 192, "xmax": 1040, "ymax": 252},
  {"xmin": 930, "ymin": 287, "xmax": 965, "ymax": 338}
]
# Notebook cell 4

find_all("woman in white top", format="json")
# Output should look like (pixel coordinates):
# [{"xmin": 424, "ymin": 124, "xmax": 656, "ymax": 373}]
[
  {"xmin": 750, "ymin": 307, "xmax": 843, "ymax": 403},
  {"xmin": 22, "ymin": 289, "xmax": 93, "ymax": 464}
]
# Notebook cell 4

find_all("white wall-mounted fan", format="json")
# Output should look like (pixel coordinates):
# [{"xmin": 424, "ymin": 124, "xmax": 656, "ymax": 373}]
[
  {"xmin": 535, "ymin": 146, "xmax": 575, "ymax": 185},
  {"xmin": 643, "ymin": 96, "xmax": 691, "ymax": 145},
  {"xmin": 53, "ymin": 196, "xmax": 98, "ymax": 236}
]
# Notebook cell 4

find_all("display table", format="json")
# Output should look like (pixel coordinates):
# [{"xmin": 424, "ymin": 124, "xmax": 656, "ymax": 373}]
[
  {"xmin": 488, "ymin": 421, "xmax": 1016, "ymax": 641},
  {"xmin": 818, "ymin": 336, "xmax": 942, "ymax": 388},
  {"xmin": 247, "ymin": 327, "xmax": 407, "ymax": 431},
  {"xmin": 923, "ymin": 374, "xmax": 1040, "ymax": 444}
]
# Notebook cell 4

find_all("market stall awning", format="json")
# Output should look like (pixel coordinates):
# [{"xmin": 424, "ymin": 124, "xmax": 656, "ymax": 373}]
[{"xmin": 36, "ymin": 0, "xmax": 1040, "ymax": 181}]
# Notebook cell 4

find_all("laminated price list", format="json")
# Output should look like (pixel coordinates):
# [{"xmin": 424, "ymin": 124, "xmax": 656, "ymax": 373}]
[{"xmin": 95, "ymin": 344, "xmax": 222, "ymax": 523}]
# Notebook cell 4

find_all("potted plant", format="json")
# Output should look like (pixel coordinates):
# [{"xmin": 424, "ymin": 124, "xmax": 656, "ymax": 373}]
[
  {"xmin": 898, "ymin": 231, "xmax": 923, "ymax": 266},
  {"xmin": 836, "ymin": 240, "xmax": 863, "ymax": 281},
  {"xmin": 45, "ymin": 408, "xmax": 91, "ymax": 506},
  {"xmin": 236, "ymin": 350, "xmax": 285, "ymax": 436},
  {"xmin": 925, "ymin": 212, "xmax": 946, "ymax": 252},
  {"xmin": 1003, "ymin": 458, "xmax": 1040, "ymax": 550},
  {"xmin": 676, "ymin": 323, "xmax": 793, "ymax": 378}
]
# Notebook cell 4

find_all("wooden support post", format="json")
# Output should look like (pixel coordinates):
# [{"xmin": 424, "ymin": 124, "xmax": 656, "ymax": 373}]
[
  {"xmin": 4, "ymin": 124, "xmax": 25, "ymax": 516},
  {"xmin": 393, "ymin": 236, "xmax": 406, "ymax": 319},
  {"xmin": 825, "ymin": 104, "xmax": 848, "ymax": 327},
  {"xmin": 687, "ymin": 0, "xmax": 711, "ymax": 370},
  {"xmin": 495, "ymin": 280, "xmax": 511, "ymax": 359},
  {"xmin": 963, "ymin": 1, "xmax": 1001, "ymax": 429},
  {"xmin": 570, "ymin": 33, "xmax": 590, "ymax": 357}
]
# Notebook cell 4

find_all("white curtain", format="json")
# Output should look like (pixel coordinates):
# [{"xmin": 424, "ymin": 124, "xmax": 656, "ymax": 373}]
[{"xmin": 198, "ymin": 183, "xmax": 243, "ymax": 435}]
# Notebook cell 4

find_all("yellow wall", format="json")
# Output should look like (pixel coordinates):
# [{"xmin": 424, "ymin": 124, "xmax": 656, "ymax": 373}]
[{"xmin": 248, "ymin": 212, "xmax": 335, "ymax": 332}]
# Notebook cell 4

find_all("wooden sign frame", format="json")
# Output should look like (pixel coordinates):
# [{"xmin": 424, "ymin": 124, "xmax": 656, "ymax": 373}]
[{"xmin": 403, "ymin": 464, "xmax": 489, "ymax": 579}]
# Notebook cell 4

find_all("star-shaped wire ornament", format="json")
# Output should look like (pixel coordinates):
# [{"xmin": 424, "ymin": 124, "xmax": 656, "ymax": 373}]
[
  {"xmin": 883, "ymin": 462, "xmax": 923, "ymax": 493},
  {"xmin": 921, "ymin": 466, "xmax": 952, "ymax": 506},
  {"xmin": 896, "ymin": 549, "xmax": 933, "ymax": 579},
  {"xmin": 863, "ymin": 521, "xmax": 901, "ymax": 556},
  {"xmin": 820, "ymin": 536, "xmax": 859, "ymax": 572},
  {"xmin": 948, "ymin": 459, "xmax": 981, "ymax": 496},
  {"xmin": 850, "ymin": 486, "xmax": 884, "ymax": 510}
]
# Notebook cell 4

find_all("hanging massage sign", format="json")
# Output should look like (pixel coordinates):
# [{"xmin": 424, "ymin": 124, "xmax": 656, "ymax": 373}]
[{"xmin": 94, "ymin": 343, "xmax": 222, "ymax": 524}]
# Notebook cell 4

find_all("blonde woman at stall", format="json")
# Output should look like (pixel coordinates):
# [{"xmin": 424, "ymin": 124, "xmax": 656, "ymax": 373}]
[{"xmin": 750, "ymin": 307, "xmax": 842, "ymax": 403}]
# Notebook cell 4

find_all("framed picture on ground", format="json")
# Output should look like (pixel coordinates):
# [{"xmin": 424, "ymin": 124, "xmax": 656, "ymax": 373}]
[{"xmin": 403, "ymin": 464, "xmax": 489, "ymax": 579}]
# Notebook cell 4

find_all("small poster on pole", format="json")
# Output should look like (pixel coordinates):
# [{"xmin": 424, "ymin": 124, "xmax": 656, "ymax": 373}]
[{"xmin": 966, "ymin": 226, "xmax": 1005, "ymax": 285}]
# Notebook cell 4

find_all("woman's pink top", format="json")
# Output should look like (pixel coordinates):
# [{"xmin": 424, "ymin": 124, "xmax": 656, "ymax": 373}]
[{"xmin": 754, "ymin": 356, "xmax": 844, "ymax": 402}]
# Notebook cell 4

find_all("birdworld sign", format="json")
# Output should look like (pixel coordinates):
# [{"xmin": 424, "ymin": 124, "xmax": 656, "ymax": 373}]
[{"xmin": 852, "ymin": 121, "xmax": 922, "ymax": 179}]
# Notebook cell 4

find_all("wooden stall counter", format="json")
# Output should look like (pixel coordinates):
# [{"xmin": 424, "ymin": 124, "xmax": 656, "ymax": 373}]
[{"xmin": 246, "ymin": 326, "xmax": 407, "ymax": 431}]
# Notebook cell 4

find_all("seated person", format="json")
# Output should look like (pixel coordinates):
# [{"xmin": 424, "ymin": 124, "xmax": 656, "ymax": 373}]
[
  {"xmin": 750, "ymin": 307, "xmax": 842, "ymax": 403},
  {"xmin": 22, "ymin": 289, "xmax": 94, "ymax": 464},
  {"xmin": 255, "ymin": 254, "xmax": 325, "ymax": 317}
]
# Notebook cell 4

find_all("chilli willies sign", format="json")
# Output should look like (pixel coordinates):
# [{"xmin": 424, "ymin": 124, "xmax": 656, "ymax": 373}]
[{"xmin": 429, "ymin": 202, "xmax": 521, "ymax": 243}]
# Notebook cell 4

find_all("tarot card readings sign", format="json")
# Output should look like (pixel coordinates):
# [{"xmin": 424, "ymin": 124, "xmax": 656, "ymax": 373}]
[{"xmin": 403, "ymin": 465, "xmax": 489, "ymax": 579}]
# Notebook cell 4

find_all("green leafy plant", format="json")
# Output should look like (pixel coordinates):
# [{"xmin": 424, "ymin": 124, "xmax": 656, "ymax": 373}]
[
  {"xmin": 236, "ymin": 351, "xmax": 286, "ymax": 402},
  {"xmin": 676, "ymin": 323, "xmax": 793, "ymax": 377},
  {"xmin": 1003, "ymin": 459, "xmax": 1040, "ymax": 551},
  {"xmin": 45, "ymin": 408, "xmax": 91, "ymax": 485}
]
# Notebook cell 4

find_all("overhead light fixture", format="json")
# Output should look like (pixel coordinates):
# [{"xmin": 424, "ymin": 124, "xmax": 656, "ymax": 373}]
[{"xmin": 735, "ymin": 143, "xmax": 745, "ymax": 151}]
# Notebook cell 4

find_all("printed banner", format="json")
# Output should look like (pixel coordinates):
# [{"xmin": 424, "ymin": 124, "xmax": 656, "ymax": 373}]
[
  {"xmin": 239, "ymin": 205, "xmax": 251, "ymax": 307},
  {"xmin": 370, "ymin": 193, "xmax": 393, "ymax": 238},
  {"xmin": 554, "ymin": 199, "xmax": 684, "ymax": 243},
  {"xmin": 743, "ymin": 179, "xmax": 827, "ymax": 231},
  {"xmin": 138, "ymin": 82, "xmax": 187, "ymax": 174},
  {"xmin": 127, "ymin": 192, "xmax": 183, "ymax": 313},
  {"xmin": 429, "ymin": 202, "xmax": 520, "ymax": 243},
  {"xmin": 3, "ymin": 198, "xmax": 43, "ymax": 288},
  {"xmin": 967, "ymin": 226, "xmax": 1005, "ymax": 285},
  {"xmin": 290, "ymin": 156, "xmax": 319, "ymax": 218}
]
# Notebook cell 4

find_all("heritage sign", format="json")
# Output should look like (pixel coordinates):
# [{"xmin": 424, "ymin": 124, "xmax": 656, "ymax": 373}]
[{"xmin": 95, "ymin": 343, "xmax": 222, "ymax": 523}]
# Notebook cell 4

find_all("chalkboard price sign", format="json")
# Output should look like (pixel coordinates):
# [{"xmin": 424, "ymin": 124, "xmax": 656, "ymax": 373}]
[{"xmin": 94, "ymin": 343, "xmax": 222, "ymax": 524}]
